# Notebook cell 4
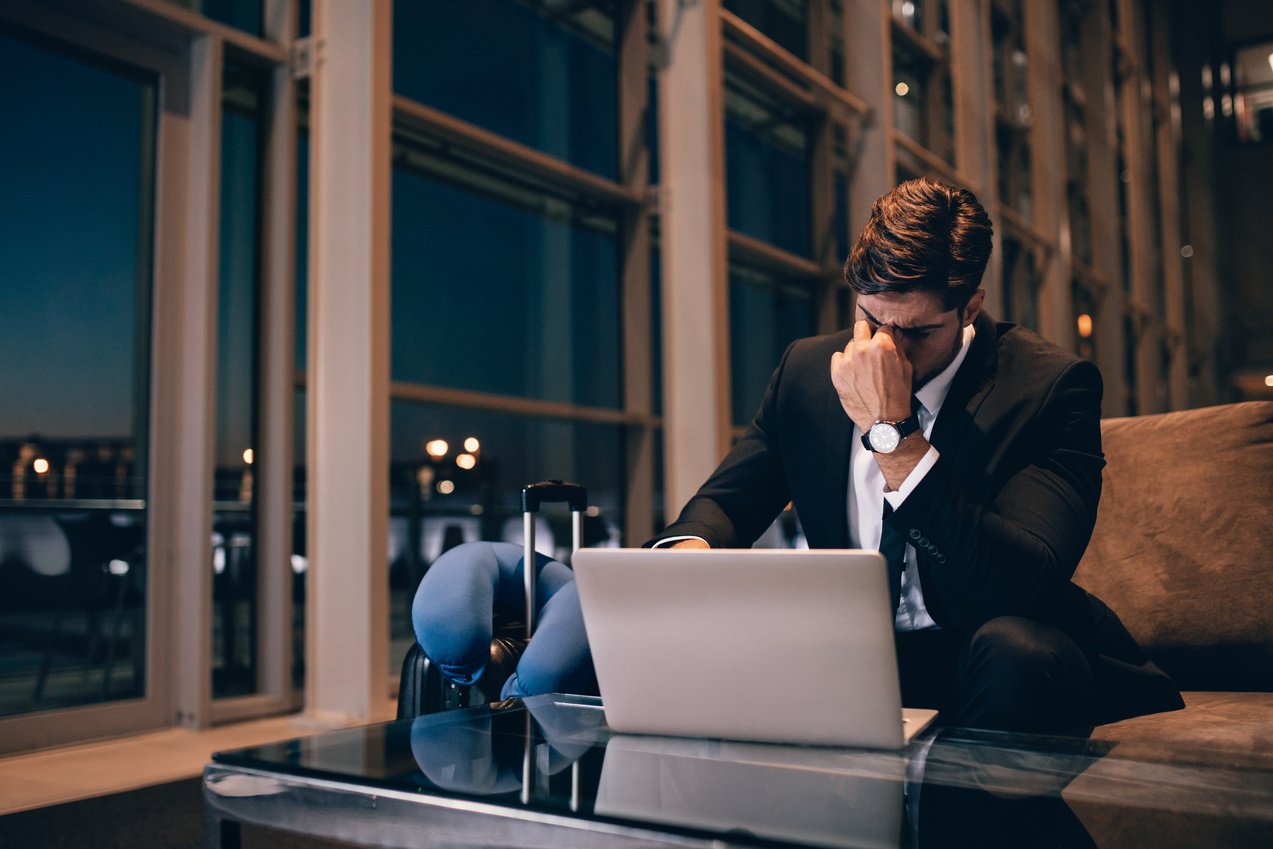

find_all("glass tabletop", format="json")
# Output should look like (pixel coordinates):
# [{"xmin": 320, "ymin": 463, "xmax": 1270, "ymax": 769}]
[{"xmin": 209, "ymin": 695, "xmax": 1273, "ymax": 849}]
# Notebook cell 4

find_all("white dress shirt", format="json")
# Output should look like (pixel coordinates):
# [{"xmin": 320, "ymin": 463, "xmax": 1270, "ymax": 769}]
[{"xmin": 848, "ymin": 322, "xmax": 975, "ymax": 631}]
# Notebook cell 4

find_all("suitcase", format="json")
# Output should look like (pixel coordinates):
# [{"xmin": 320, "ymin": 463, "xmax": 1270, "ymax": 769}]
[{"xmin": 396, "ymin": 480, "xmax": 588, "ymax": 719}]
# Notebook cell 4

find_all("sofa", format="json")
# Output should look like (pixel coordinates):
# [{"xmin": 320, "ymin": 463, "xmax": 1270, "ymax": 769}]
[{"xmin": 1072, "ymin": 400, "xmax": 1273, "ymax": 750}]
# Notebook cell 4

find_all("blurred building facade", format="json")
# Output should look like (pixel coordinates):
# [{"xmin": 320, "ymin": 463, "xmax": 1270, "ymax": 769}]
[{"xmin": 1, "ymin": 0, "xmax": 1270, "ymax": 752}]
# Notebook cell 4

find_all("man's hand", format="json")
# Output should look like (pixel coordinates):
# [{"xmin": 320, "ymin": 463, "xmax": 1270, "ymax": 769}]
[
  {"xmin": 830, "ymin": 320, "xmax": 914, "ymax": 432},
  {"xmin": 668, "ymin": 538, "xmax": 710, "ymax": 550}
]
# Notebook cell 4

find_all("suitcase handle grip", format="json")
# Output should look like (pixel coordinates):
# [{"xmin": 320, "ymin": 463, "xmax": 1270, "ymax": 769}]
[{"xmin": 522, "ymin": 480, "xmax": 588, "ymax": 513}]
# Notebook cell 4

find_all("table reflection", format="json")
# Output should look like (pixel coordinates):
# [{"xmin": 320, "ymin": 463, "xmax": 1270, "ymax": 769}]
[{"xmin": 405, "ymin": 696, "xmax": 1096, "ymax": 849}]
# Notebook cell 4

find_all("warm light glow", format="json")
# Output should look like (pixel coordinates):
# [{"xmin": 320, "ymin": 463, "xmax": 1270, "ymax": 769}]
[
  {"xmin": 32, "ymin": 458, "xmax": 50, "ymax": 475},
  {"xmin": 1267, "ymin": 52, "xmax": 1273, "ymax": 74},
  {"xmin": 586, "ymin": 506, "xmax": 601, "ymax": 517},
  {"xmin": 243, "ymin": 448, "xmax": 254, "ymax": 465},
  {"xmin": 1265, "ymin": 375, "xmax": 1273, "ymax": 388},
  {"xmin": 1076, "ymin": 314, "xmax": 1094, "ymax": 338},
  {"xmin": 436, "ymin": 479, "xmax": 456, "ymax": 495},
  {"xmin": 426, "ymin": 439, "xmax": 449, "ymax": 458},
  {"xmin": 1180, "ymin": 244, "xmax": 1194, "ymax": 259},
  {"xmin": 895, "ymin": 82, "xmax": 910, "ymax": 97},
  {"xmin": 456, "ymin": 453, "xmax": 477, "ymax": 470},
  {"xmin": 463, "ymin": 437, "xmax": 480, "ymax": 453}
]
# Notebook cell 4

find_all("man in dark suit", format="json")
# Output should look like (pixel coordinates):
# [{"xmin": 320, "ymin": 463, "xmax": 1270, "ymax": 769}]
[{"xmin": 652, "ymin": 178, "xmax": 1181, "ymax": 732}]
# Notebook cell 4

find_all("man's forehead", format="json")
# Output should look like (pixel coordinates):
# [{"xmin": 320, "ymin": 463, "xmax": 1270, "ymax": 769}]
[{"xmin": 855, "ymin": 292, "xmax": 954, "ymax": 328}]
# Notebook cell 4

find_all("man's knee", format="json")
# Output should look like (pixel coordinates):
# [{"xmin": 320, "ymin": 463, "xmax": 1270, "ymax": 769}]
[{"xmin": 956, "ymin": 617, "xmax": 1093, "ymax": 732}]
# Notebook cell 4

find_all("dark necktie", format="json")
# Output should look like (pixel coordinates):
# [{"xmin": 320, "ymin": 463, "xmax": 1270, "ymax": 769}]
[
  {"xmin": 879, "ymin": 396, "xmax": 922, "ymax": 614},
  {"xmin": 880, "ymin": 502, "xmax": 905, "ymax": 614}
]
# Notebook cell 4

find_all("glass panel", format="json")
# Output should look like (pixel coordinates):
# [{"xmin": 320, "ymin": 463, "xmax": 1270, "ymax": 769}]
[
  {"xmin": 724, "ymin": 0, "xmax": 808, "ymax": 60},
  {"xmin": 892, "ymin": 44, "xmax": 927, "ymax": 144},
  {"xmin": 725, "ymin": 81, "xmax": 812, "ymax": 257},
  {"xmin": 388, "ymin": 402, "xmax": 627, "ymax": 672},
  {"xmin": 393, "ymin": 0, "xmax": 618, "ymax": 180},
  {"xmin": 729, "ymin": 266, "xmax": 816, "ymax": 426},
  {"xmin": 213, "ymin": 63, "xmax": 265, "ymax": 699},
  {"xmin": 0, "ymin": 31, "xmax": 155, "ymax": 717},
  {"xmin": 292, "ymin": 390, "xmax": 306, "ymax": 692},
  {"xmin": 391, "ymin": 143, "xmax": 622, "ymax": 408},
  {"xmin": 1072, "ymin": 281, "xmax": 1097, "ymax": 363},
  {"xmin": 892, "ymin": 0, "xmax": 949, "ymax": 43},
  {"xmin": 1234, "ymin": 42, "xmax": 1273, "ymax": 143},
  {"xmin": 1001, "ymin": 237, "xmax": 1040, "ymax": 332}
]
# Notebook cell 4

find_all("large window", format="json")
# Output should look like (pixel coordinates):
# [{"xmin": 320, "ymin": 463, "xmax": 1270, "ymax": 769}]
[
  {"xmin": 0, "ymin": 29, "xmax": 156, "ymax": 717},
  {"xmin": 213, "ymin": 62, "xmax": 266, "ymax": 700},
  {"xmin": 391, "ymin": 146, "xmax": 622, "ymax": 408},
  {"xmin": 387, "ymin": 0, "xmax": 633, "ymax": 674},
  {"xmin": 725, "ymin": 80, "xmax": 813, "ymax": 258},
  {"xmin": 394, "ymin": 0, "xmax": 618, "ymax": 180},
  {"xmin": 729, "ymin": 266, "xmax": 816, "ymax": 426}
]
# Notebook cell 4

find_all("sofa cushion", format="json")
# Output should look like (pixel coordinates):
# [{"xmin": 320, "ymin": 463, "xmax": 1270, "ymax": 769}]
[
  {"xmin": 1090, "ymin": 690, "xmax": 1273, "ymax": 753},
  {"xmin": 1073, "ymin": 401, "xmax": 1273, "ymax": 691}
]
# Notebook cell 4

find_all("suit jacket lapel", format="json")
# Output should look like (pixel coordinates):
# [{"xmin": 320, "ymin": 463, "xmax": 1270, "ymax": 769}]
[
  {"xmin": 929, "ymin": 311, "xmax": 999, "ymax": 456},
  {"xmin": 821, "ymin": 333, "xmax": 855, "ymax": 548}
]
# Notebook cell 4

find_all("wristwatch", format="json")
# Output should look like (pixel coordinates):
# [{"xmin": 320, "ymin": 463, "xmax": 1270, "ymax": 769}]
[{"xmin": 861, "ymin": 415, "xmax": 921, "ymax": 454}]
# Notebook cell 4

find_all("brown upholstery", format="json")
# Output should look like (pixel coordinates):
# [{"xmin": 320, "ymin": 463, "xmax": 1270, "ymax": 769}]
[{"xmin": 1073, "ymin": 401, "xmax": 1273, "ymax": 741}]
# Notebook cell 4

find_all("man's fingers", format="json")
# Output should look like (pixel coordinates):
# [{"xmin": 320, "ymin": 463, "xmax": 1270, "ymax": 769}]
[
  {"xmin": 854, "ymin": 319, "xmax": 871, "ymax": 342},
  {"xmin": 873, "ymin": 325, "xmax": 897, "ymax": 351}
]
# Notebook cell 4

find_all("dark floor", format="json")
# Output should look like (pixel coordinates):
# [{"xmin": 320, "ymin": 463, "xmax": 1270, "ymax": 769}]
[{"xmin": 0, "ymin": 779, "xmax": 358, "ymax": 849}]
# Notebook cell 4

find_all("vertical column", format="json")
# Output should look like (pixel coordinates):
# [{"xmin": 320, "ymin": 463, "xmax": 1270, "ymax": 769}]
[
  {"xmin": 618, "ymin": 0, "xmax": 655, "ymax": 543},
  {"xmin": 1147, "ymin": 3, "xmax": 1189, "ymax": 410},
  {"xmin": 305, "ymin": 0, "xmax": 392, "ymax": 724},
  {"xmin": 808, "ymin": 0, "xmax": 841, "ymax": 335},
  {"xmin": 1082, "ymin": 9, "xmax": 1126, "ymax": 418},
  {"xmin": 256, "ymin": 0, "xmax": 298, "ymax": 709},
  {"xmin": 949, "ymin": 0, "xmax": 998, "ymax": 307},
  {"xmin": 1117, "ymin": 3, "xmax": 1157, "ymax": 414},
  {"xmin": 172, "ymin": 33, "xmax": 222, "ymax": 729},
  {"xmin": 845, "ymin": 0, "xmax": 894, "ymax": 239},
  {"xmin": 655, "ymin": 0, "xmax": 731, "ymax": 516},
  {"xmin": 1026, "ymin": 0, "xmax": 1074, "ymax": 346}
]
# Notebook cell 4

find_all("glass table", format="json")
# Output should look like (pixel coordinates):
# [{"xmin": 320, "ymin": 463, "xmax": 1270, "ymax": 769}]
[{"xmin": 205, "ymin": 694, "xmax": 1273, "ymax": 848}]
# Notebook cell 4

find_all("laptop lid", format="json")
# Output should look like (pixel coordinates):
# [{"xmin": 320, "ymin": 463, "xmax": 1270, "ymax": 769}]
[{"xmin": 572, "ymin": 548, "xmax": 937, "ymax": 749}]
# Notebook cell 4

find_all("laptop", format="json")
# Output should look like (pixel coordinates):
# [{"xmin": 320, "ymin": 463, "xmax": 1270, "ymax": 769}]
[{"xmin": 571, "ymin": 548, "xmax": 938, "ymax": 749}]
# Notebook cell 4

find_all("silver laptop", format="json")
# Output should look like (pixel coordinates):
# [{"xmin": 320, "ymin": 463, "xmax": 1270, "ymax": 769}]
[{"xmin": 572, "ymin": 548, "xmax": 938, "ymax": 749}]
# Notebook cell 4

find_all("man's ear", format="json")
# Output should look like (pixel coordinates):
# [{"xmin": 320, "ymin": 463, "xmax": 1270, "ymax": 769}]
[{"xmin": 961, "ymin": 289, "xmax": 986, "ymax": 326}]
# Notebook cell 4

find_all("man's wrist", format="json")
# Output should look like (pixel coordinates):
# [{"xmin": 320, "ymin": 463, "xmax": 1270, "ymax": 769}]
[{"xmin": 875, "ymin": 434, "xmax": 931, "ymax": 491}]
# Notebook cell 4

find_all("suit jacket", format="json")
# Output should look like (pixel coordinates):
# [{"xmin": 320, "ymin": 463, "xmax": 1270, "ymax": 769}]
[{"xmin": 653, "ymin": 312, "xmax": 1182, "ymax": 724}]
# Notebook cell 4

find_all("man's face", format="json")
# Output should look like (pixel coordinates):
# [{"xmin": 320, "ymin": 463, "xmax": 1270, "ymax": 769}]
[{"xmin": 854, "ymin": 289, "xmax": 983, "ymax": 390}]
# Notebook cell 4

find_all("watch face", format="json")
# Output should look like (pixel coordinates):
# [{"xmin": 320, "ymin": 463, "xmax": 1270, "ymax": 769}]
[{"xmin": 868, "ymin": 422, "xmax": 901, "ymax": 453}]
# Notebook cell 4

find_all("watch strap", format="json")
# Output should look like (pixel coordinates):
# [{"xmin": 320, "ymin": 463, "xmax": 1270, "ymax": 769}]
[{"xmin": 860, "ymin": 414, "xmax": 922, "ymax": 451}]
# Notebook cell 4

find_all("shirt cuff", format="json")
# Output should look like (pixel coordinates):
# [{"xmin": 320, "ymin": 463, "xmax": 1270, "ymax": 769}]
[
  {"xmin": 651, "ymin": 535, "xmax": 708, "ymax": 548},
  {"xmin": 883, "ymin": 446, "xmax": 940, "ymax": 509}
]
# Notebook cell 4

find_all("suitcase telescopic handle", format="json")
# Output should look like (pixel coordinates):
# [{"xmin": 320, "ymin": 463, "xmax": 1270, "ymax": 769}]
[
  {"xmin": 521, "ymin": 480, "xmax": 588, "ymax": 513},
  {"xmin": 521, "ymin": 481, "xmax": 588, "ymax": 639}
]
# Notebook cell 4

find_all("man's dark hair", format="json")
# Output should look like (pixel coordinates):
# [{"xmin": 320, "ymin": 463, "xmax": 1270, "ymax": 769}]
[{"xmin": 843, "ymin": 177, "xmax": 993, "ymax": 312}]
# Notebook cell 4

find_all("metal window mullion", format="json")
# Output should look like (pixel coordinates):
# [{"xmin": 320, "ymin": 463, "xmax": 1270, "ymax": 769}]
[
  {"xmin": 305, "ymin": 0, "xmax": 393, "ymax": 725},
  {"xmin": 170, "ymin": 31, "xmax": 224, "ymax": 730},
  {"xmin": 727, "ymin": 229, "xmax": 825, "ymax": 279},
  {"xmin": 248, "ymin": 3, "xmax": 298, "ymax": 715},
  {"xmin": 721, "ymin": 9, "xmax": 869, "ymax": 118},
  {"xmin": 392, "ymin": 96, "xmax": 641, "ymax": 208},
  {"xmin": 388, "ymin": 382, "xmax": 660, "ymax": 429},
  {"xmin": 617, "ymin": 0, "xmax": 656, "ymax": 545}
]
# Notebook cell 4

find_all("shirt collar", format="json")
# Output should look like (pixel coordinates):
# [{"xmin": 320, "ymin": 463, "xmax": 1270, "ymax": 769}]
[{"xmin": 914, "ymin": 322, "xmax": 976, "ymax": 418}]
